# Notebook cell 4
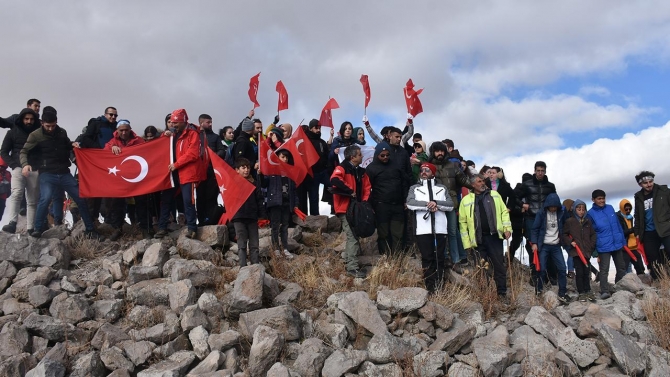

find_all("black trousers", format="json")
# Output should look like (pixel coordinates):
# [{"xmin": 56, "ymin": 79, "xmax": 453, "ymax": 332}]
[
  {"xmin": 269, "ymin": 204, "xmax": 290, "ymax": 250},
  {"xmin": 416, "ymin": 233, "xmax": 447, "ymax": 292},
  {"xmin": 373, "ymin": 202, "xmax": 405, "ymax": 255},
  {"xmin": 196, "ymin": 169, "xmax": 220, "ymax": 225},
  {"xmin": 598, "ymin": 249, "xmax": 626, "ymax": 293},
  {"xmin": 643, "ymin": 230, "xmax": 670, "ymax": 279},
  {"xmin": 476, "ymin": 233, "xmax": 507, "ymax": 296},
  {"xmin": 574, "ymin": 256, "xmax": 592, "ymax": 294}
]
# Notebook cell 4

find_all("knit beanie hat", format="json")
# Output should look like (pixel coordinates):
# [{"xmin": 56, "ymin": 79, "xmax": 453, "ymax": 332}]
[
  {"xmin": 170, "ymin": 109, "xmax": 188, "ymax": 123},
  {"xmin": 241, "ymin": 118, "xmax": 254, "ymax": 132},
  {"xmin": 269, "ymin": 127, "xmax": 284, "ymax": 143},
  {"xmin": 420, "ymin": 162, "xmax": 437, "ymax": 176},
  {"xmin": 374, "ymin": 141, "xmax": 390, "ymax": 158},
  {"xmin": 308, "ymin": 119, "xmax": 320, "ymax": 129}
]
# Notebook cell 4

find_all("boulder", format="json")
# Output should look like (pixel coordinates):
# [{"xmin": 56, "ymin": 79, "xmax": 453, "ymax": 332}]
[
  {"xmin": 100, "ymin": 347, "xmax": 134, "ymax": 373},
  {"xmin": 472, "ymin": 325, "xmax": 514, "ymax": 377},
  {"xmin": 69, "ymin": 351, "xmax": 106, "ymax": 377},
  {"xmin": 576, "ymin": 303, "xmax": 622, "ymax": 337},
  {"xmin": 127, "ymin": 266, "xmax": 161, "ymax": 285},
  {"xmin": 376, "ymin": 287, "xmax": 428, "ymax": 314},
  {"xmin": 126, "ymin": 278, "xmax": 171, "ymax": 307},
  {"xmin": 556, "ymin": 327, "xmax": 599, "ymax": 367},
  {"xmin": 367, "ymin": 331, "xmax": 420, "ymax": 363},
  {"xmin": 523, "ymin": 305, "xmax": 565, "ymax": 346},
  {"xmin": 413, "ymin": 350, "xmax": 448, "ymax": 377},
  {"xmin": 227, "ymin": 264, "xmax": 264, "ymax": 317},
  {"xmin": 22, "ymin": 313, "xmax": 87, "ymax": 342},
  {"xmin": 0, "ymin": 260, "xmax": 17, "ymax": 279},
  {"xmin": 595, "ymin": 323, "xmax": 645, "ymax": 375},
  {"xmin": 195, "ymin": 225, "xmax": 229, "ymax": 247},
  {"xmin": 321, "ymin": 349, "xmax": 368, "ymax": 377},
  {"xmin": 141, "ymin": 242, "xmax": 169, "ymax": 269},
  {"xmin": 428, "ymin": 317, "xmax": 476, "ymax": 355},
  {"xmin": 91, "ymin": 299, "xmax": 123, "ymax": 322},
  {"xmin": 91, "ymin": 323, "xmax": 131, "ymax": 350},
  {"xmin": 337, "ymin": 291, "xmax": 387, "ymax": 336},
  {"xmin": 239, "ymin": 305, "xmax": 302, "ymax": 341},
  {"xmin": 509, "ymin": 325, "xmax": 555, "ymax": 362},
  {"xmin": 122, "ymin": 340, "xmax": 156, "ymax": 366},
  {"xmin": 554, "ymin": 350, "xmax": 580, "ymax": 377},
  {"xmin": 418, "ymin": 301, "xmax": 455, "ymax": 330},
  {"xmin": 169, "ymin": 279, "xmax": 196, "ymax": 312},
  {"xmin": 208, "ymin": 330, "xmax": 241, "ymax": 352},
  {"xmin": 614, "ymin": 273, "xmax": 647, "ymax": 293},
  {"xmin": 0, "ymin": 323, "xmax": 31, "ymax": 359},
  {"xmin": 176, "ymin": 237, "xmax": 220, "ymax": 263},
  {"xmin": 11, "ymin": 267, "xmax": 55, "ymax": 301},
  {"xmin": 188, "ymin": 325, "xmax": 210, "ymax": 360},
  {"xmin": 273, "ymin": 282, "xmax": 303, "ymax": 306},
  {"xmin": 129, "ymin": 312, "xmax": 180, "ymax": 343},
  {"xmin": 136, "ymin": 350, "xmax": 196, "ymax": 377},
  {"xmin": 314, "ymin": 320, "xmax": 348, "ymax": 348},
  {"xmin": 0, "ymin": 234, "xmax": 69, "ymax": 269},
  {"xmin": 291, "ymin": 337, "xmax": 332, "ymax": 377},
  {"xmin": 27, "ymin": 285, "xmax": 59, "ymax": 308},
  {"xmin": 187, "ymin": 350, "xmax": 226, "ymax": 376},
  {"xmin": 248, "ymin": 325, "xmax": 285, "ymax": 377},
  {"xmin": 68, "ymin": 268, "xmax": 114, "ymax": 288},
  {"xmin": 180, "ymin": 304, "xmax": 210, "ymax": 331},
  {"xmin": 48, "ymin": 294, "xmax": 92, "ymax": 324},
  {"xmin": 170, "ymin": 259, "xmax": 219, "ymax": 287}
]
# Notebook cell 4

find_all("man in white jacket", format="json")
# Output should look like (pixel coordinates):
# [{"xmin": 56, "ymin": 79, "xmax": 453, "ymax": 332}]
[{"xmin": 406, "ymin": 162, "xmax": 454, "ymax": 292}]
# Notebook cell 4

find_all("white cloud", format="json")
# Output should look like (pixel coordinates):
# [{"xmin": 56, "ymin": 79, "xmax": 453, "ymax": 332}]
[{"xmin": 578, "ymin": 86, "xmax": 611, "ymax": 97}]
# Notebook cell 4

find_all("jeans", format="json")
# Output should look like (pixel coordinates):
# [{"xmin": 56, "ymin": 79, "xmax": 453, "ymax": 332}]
[
  {"xmin": 643, "ymin": 231, "xmax": 670, "ymax": 280},
  {"xmin": 234, "ymin": 219, "xmax": 259, "ymax": 267},
  {"xmin": 269, "ymin": 204, "xmax": 290, "ymax": 250},
  {"xmin": 35, "ymin": 173, "xmax": 94, "ymax": 232},
  {"xmin": 447, "ymin": 210, "xmax": 466, "ymax": 263},
  {"xmin": 416, "ymin": 234, "xmax": 447, "ymax": 292},
  {"xmin": 566, "ymin": 255, "xmax": 574, "ymax": 272},
  {"xmin": 598, "ymin": 249, "xmax": 626, "ymax": 293},
  {"xmin": 525, "ymin": 217, "xmax": 558, "ymax": 282},
  {"xmin": 307, "ymin": 170, "xmax": 330, "ymax": 216},
  {"xmin": 49, "ymin": 189, "xmax": 65, "ymax": 225},
  {"xmin": 534, "ymin": 243, "xmax": 567, "ymax": 296},
  {"xmin": 5, "ymin": 167, "xmax": 39, "ymax": 226},
  {"xmin": 158, "ymin": 182, "xmax": 197, "ymax": 232},
  {"xmin": 339, "ymin": 214, "xmax": 360, "ymax": 271},
  {"xmin": 476, "ymin": 233, "xmax": 507, "ymax": 295}
]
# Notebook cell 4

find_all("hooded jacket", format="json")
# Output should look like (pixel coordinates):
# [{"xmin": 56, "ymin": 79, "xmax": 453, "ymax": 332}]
[
  {"xmin": 634, "ymin": 183, "xmax": 670, "ymax": 238},
  {"xmin": 407, "ymin": 178, "xmax": 454, "ymax": 235},
  {"xmin": 0, "ymin": 108, "xmax": 40, "ymax": 169},
  {"xmin": 366, "ymin": 142, "xmax": 405, "ymax": 205},
  {"xmin": 587, "ymin": 201, "xmax": 626, "ymax": 253},
  {"xmin": 459, "ymin": 189, "xmax": 512, "ymax": 249},
  {"xmin": 81, "ymin": 115, "xmax": 117, "ymax": 149},
  {"xmin": 617, "ymin": 199, "xmax": 637, "ymax": 250},
  {"xmin": 231, "ymin": 131, "xmax": 258, "ymax": 168},
  {"xmin": 561, "ymin": 199, "xmax": 596, "ymax": 258},
  {"xmin": 170, "ymin": 127, "xmax": 207, "ymax": 184},
  {"xmin": 516, "ymin": 174, "xmax": 557, "ymax": 218},
  {"xmin": 530, "ymin": 193, "xmax": 564, "ymax": 251},
  {"xmin": 428, "ymin": 142, "xmax": 471, "ymax": 206},
  {"xmin": 330, "ymin": 160, "xmax": 371, "ymax": 214}
]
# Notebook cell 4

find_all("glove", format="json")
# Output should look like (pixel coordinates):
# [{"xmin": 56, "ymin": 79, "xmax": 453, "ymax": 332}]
[
  {"xmin": 273, "ymin": 115, "xmax": 280, "ymax": 125},
  {"xmin": 362, "ymin": 115, "xmax": 369, "ymax": 125}
]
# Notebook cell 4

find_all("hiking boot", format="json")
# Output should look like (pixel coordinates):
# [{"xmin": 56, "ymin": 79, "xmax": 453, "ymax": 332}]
[
  {"xmin": 599, "ymin": 292, "xmax": 611, "ymax": 300},
  {"xmin": 2, "ymin": 222, "xmax": 16, "ymax": 234},
  {"xmin": 27, "ymin": 229, "xmax": 34, "ymax": 234},
  {"xmin": 19, "ymin": 207, "xmax": 26, "ymax": 216},
  {"xmin": 84, "ymin": 230, "xmax": 103, "ymax": 241},
  {"xmin": 558, "ymin": 295, "xmax": 571, "ymax": 304},
  {"xmin": 283, "ymin": 249, "xmax": 294, "ymax": 259},
  {"xmin": 347, "ymin": 269, "xmax": 366, "ymax": 279},
  {"xmin": 108, "ymin": 229, "xmax": 122, "ymax": 242},
  {"xmin": 578, "ymin": 293, "xmax": 587, "ymax": 302},
  {"xmin": 30, "ymin": 230, "xmax": 43, "ymax": 238},
  {"xmin": 587, "ymin": 292, "xmax": 597, "ymax": 302},
  {"xmin": 185, "ymin": 230, "xmax": 197, "ymax": 239},
  {"xmin": 567, "ymin": 271, "xmax": 575, "ymax": 279},
  {"xmin": 154, "ymin": 229, "xmax": 168, "ymax": 238},
  {"xmin": 452, "ymin": 264, "xmax": 464, "ymax": 275}
]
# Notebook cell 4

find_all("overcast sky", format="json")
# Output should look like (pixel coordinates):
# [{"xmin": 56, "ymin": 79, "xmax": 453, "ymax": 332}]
[{"xmin": 2, "ymin": 0, "xmax": 670, "ymax": 209}]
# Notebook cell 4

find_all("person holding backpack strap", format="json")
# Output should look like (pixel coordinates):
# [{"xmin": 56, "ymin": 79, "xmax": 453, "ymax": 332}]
[{"xmin": 330, "ymin": 144, "xmax": 371, "ymax": 278}]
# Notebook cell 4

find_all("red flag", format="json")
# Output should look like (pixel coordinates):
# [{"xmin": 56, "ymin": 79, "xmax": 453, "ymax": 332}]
[
  {"xmin": 404, "ymin": 79, "xmax": 424, "ymax": 117},
  {"xmin": 259, "ymin": 140, "xmax": 283, "ymax": 177},
  {"xmin": 623, "ymin": 246, "xmax": 638, "ymax": 262},
  {"xmin": 75, "ymin": 137, "xmax": 173, "ymax": 198},
  {"xmin": 360, "ymin": 74, "xmax": 371, "ymax": 108},
  {"xmin": 248, "ymin": 72, "xmax": 260, "ymax": 108},
  {"xmin": 636, "ymin": 237, "xmax": 648, "ymax": 265},
  {"xmin": 568, "ymin": 235, "xmax": 589, "ymax": 266},
  {"xmin": 294, "ymin": 208, "xmax": 307, "ymax": 221},
  {"xmin": 319, "ymin": 98, "xmax": 339, "ymax": 128},
  {"xmin": 276, "ymin": 139, "xmax": 308, "ymax": 185},
  {"xmin": 291, "ymin": 126, "xmax": 320, "ymax": 175},
  {"xmin": 276, "ymin": 80, "xmax": 289, "ymax": 112},
  {"xmin": 208, "ymin": 147, "xmax": 256, "ymax": 225},
  {"xmin": 260, "ymin": 140, "xmax": 306, "ymax": 185}
]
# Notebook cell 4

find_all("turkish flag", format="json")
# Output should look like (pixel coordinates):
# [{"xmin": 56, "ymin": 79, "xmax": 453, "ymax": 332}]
[
  {"xmin": 208, "ymin": 147, "xmax": 256, "ymax": 225},
  {"xmin": 404, "ymin": 79, "xmax": 424, "ymax": 117},
  {"xmin": 360, "ymin": 74, "xmax": 371, "ymax": 109},
  {"xmin": 319, "ymin": 98, "xmax": 339, "ymax": 128},
  {"xmin": 259, "ymin": 140, "xmax": 283, "ymax": 177},
  {"xmin": 248, "ymin": 72, "xmax": 261, "ymax": 108},
  {"xmin": 276, "ymin": 138, "xmax": 309, "ymax": 185},
  {"xmin": 291, "ymin": 126, "xmax": 320, "ymax": 176},
  {"xmin": 75, "ymin": 136, "xmax": 173, "ymax": 198},
  {"xmin": 276, "ymin": 80, "xmax": 289, "ymax": 112}
]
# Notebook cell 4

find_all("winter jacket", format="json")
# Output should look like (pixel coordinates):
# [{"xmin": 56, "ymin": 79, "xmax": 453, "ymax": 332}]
[
  {"xmin": 0, "ymin": 108, "xmax": 40, "ymax": 169},
  {"xmin": 407, "ymin": 179, "xmax": 454, "ymax": 235},
  {"xmin": 261, "ymin": 174, "xmax": 298, "ymax": 209},
  {"xmin": 366, "ymin": 157, "xmax": 405, "ymax": 205},
  {"xmin": 459, "ymin": 190, "xmax": 512, "ymax": 249},
  {"xmin": 634, "ymin": 184, "xmax": 670, "ymax": 238},
  {"xmin": 516, "ymin": 174, "xmax": 557, "ymax": 219},
  {"xmin": 20, "ymin": 125, "xmax": 73, "ymax": 174},
  {"xmin": 231, "ymin": 131, "xmax": 258, "ymax": 168},
  {"xmin": 485, "ymin": 177, "xmax": 515, "ymax": 211},
  {"xmin": 303, "ymin": 125, "xmax": 329, "ymax": 174},
  {"xmin": 387, "ymin": 143, "xmax": 413, "ymax": 197},
  {"xmin": 171, "ymin": 128, "xmax": 207, "ymax": 184},
  {"xmin": 429, "ymin": 156, "xmax": 471, "ymax": 206},
  {"xmin": 411, "ymin": 152, "xmax": 429, "ymax": 183},
  {"xmin": 330, "ymin": 160, "xmax": 371, "ymax": 214},
  {"xmin": 0, "ymin": 114, "xmax": 19, "ymax": 129},
  {"xmin": 80, "ymin": 116, "xmax": 117, "ymax": 149},
  {"xmin": 232, "ymin": 177, "xmax": 266, "ymax": 221},
  {"xmin": 530, "ymin": 193, "xmax": 564, "ymax": 251},
  {"xmin": 587, "ymin": 202, "xmax": 626, "ymax": 253},
  {"xmin": 562, "ymin": 199, "xmax": 596, "ymax": 258},
  {"xmin": 617, "ymin": 199, "xmax": 637, "ymax": 250},
  {"xmin": 204, "ymin": 128, "xmax": 226, "ymax": 159},
  {"xmin": 328, "ymin": 136, "xmax": 356, "ymax": 168},
  {"xmin": 104, "ymin": 130, "xmax": 145, "ymax": 150}
]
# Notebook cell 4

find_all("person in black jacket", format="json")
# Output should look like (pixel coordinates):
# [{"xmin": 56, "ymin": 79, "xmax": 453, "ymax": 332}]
[
  {"xmin": 196, "ymin": 114, "xmax": 227, "ymax": 225},
  {"xmin": 231, "ymin": 118, "xmax": 258, "ymax": 178},
  {"xmin": 484, "ymin": 166, "xmax": 517, "ymax": 256},
  {"xmin": 232, "ymin": 158, "xmax": 266, "ymax": 267},
  {"xmin": 261, "ymin": 150, "xmax": 298, "ymax": 259},
  {"xmin": 297, "ymin": 119, "xmax": 330, "ymax": 215},
  {"xmin": 633, "ymin": 171, "xmax": 670, "ymax": 279},
  {"xmin": 0, "ymin": 99, "xmax": 40, "ymax": 129},
  {"xmin": 366, "ymin": 142, "xmax": 405, "ymax": 255},
  {"xmin": 0, "ymin": 108, "xmax": 40, "ymax": 234}
]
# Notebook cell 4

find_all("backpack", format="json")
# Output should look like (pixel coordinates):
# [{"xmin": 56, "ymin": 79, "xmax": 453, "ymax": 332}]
[{"xmin": 346, "ymin": 200, "xmax": 376, "ymax": 238}]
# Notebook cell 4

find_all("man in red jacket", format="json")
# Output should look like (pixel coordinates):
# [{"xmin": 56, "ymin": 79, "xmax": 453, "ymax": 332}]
[
  {"xmin": 155, "ymin": 109, "xmax": 206, "ymax": 239},
  {"xmin": 104, "ymin": 120, "xmax": 146, "ymax": 240},
  {"xmin": 330, "ymin": 144, "xmax": 371, "ymax": 278}
]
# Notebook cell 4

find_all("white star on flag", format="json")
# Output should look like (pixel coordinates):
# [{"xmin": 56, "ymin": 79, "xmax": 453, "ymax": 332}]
[{"xmin": 108, "ymin": 166, "xmax": 120, "ymax": 175}]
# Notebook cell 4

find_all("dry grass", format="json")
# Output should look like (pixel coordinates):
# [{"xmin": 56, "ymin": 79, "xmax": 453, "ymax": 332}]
[
  {"xmin": 213, "ymin": 267, "xmax": 238, "ymax": 300},
  {"xmin": 66, "ymin": 233, "xmax": 108, "ymax": 261},
  {"xmin": 366, "ymin": 251, "xmax": 423, "ymax": 300},
  {"xmin": 644, "ymin": 266, "xmax": 670, "ymax": 351}
]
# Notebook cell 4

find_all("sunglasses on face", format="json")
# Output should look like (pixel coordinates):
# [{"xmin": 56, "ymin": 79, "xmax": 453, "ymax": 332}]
[
  {"xmin": 420, "ymin": 168, "xmax": 432, "ymax": 172},
  {"xmin": 106, "ymin": 113, "xmax": 118, "ymax": 117},
  {"xmin": 379, "ymin": 153, "xmax": 390, "ymax": 158}
]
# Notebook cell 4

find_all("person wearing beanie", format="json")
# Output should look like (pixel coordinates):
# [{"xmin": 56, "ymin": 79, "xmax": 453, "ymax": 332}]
[
  {"xmin": 366, "ymin": 141, "xmax": 405, "ymax": 255},
  {"xmin": 407, "ymin": 160, "xmax": 454, "ymax": 292},
  {"xmin": 410, "ymin": 140, "xmax": 429, "ymax": 183},
  {"xmin": 617, "ymin": 199, "xmax": 645, "ymax": 275},
  {"xmin": 267, "ymin": 127, "xmax": 285, "ymax": 150},
  {"xmin": 587, "ymin": 189, "xmax": 627, "ymax": 299},
  {"xmin": 633, "ymin": 170, "xmax": 670, "ymax": 280},
  {"xmin": 429, "ymin": 140, "xmax": 472, "ymax": 267},
  {"xmin": 460, "ymin": 174, "xmax": 512, "ymax": 298},
  {"xmin": 0, "ymin": 108, "xmax": 41, "ymax": 234},
  {"xmin": 297, "ymin": 119, "xmax": 331, "ymax": 216},
  {"xmin": 232, "ymin": 115, "xmax": 260, "ymax": 176},
  {"xmin": 20, "ymin": 111, "xmax": 101, "ymax": 240}
]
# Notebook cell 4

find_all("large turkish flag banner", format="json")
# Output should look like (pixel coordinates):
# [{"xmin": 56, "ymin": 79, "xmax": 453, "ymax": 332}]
[
  {"xmin": 75, "ymin": 136, "xmax": 174, "ymax": 198},
  {"xmin": 208, "ymin": 147, "xmax": 256, "ymax": 225}
]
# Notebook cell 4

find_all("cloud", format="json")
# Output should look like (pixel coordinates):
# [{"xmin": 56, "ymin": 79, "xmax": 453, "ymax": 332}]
[{"xmin": 578, "ymin": 86, "xmax": 611, "ymax": 97}]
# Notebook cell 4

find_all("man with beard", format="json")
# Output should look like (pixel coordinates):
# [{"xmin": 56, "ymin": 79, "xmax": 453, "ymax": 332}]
[
  {"xmin": 1, "ymin": 99, "xmax": 41, "ymax": 129},
  {"xmin": 1, "ymin": 108, "xmax": 41, "ymax": 234},
  {"xmin": 196, "ymin": 114, "xmax": 226, "ymax": 225},
  {"xmin": 20, "ymin": 110, "xmax": 100, "ymax": 239},
  {"xmin": 429, "ymin": 141, "xmax": 472, "ymax": 268},
  {"xmin": 297, "ymin": 119, "xmax": 330, "ymax": 215},
  {"xmin": 366, "ymin": 142, "xmax": 405, "ymax": 254},
  {"xmin": 634, "ymin": 171, "xmax": 670, "ymax": 280}
]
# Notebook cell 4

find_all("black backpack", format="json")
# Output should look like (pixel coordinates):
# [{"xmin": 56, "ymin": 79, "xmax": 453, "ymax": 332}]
[{"xmin": 346, "ymin": 200, "xmax": 376, "ymax": 238}]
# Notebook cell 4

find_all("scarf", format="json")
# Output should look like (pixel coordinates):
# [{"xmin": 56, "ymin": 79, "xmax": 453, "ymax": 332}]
[{"xmin": 474, "ymin": 189, "xmax": 498, "ymax": 244}]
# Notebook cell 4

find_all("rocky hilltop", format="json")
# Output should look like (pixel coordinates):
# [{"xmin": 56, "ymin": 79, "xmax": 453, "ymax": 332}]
[{"xmin": 0, "ymin": 216, "xmax": 668, "ymax": 376}]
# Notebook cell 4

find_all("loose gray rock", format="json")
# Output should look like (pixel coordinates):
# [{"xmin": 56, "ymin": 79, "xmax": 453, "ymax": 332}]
[
  {"xmin": 126, "ymin": 278, "xmax": 171, "ymax": 307},
  {"xmin": 25, "ymin": 357, "xmax": 66, "ymax": 377},
  {"xmin": 181, "ymin": 304, "xmax": 210, "ymax": 331},
  {"xmin": 122, "ymin": 340, "xmax": 156, "ymax": 366},
  {"xmin": 11, "ymin": 267, "xmax": 55, "ymax": 301},
  {"xmin": 337, "ymin": 291, "xmax": 387, "ymax": 336},
  {"xmin": 595, "ymin": 323, "xmax": 645, "ymax": 375},
  {"xmin": 554, "ymin": 350, "xmax": 580, "ymax": 377},
  {"xmin": 472, "ymin": 325, "xmax": 514, "ymax": 377},
  {"xmin": 91, "ymin": 323, "xmax": 131, "ymax": 350},
  {"xmin": 314, "ymin": 320, "xmax": 348, "ymax": 349},
  {"xmin": 69, "ymin": 351, "xmax": 106, "ymax": 377},
  {"xmin": 447, "ymin": 361, "xmax": 478, "ymax": 377},
  {"xmin": 170, "ymin": 259, "xmax": 219, "ymax": 287},
  {"xmin": 238, "ymin": 305, "xmax": 302, "ymax": 341},
  {"xmin": 187, "ymin": 350, "xmax": 226, "ymax": 376},
  {"xmin": 291, "ymin": 337, "xmax": 332, "ymax": 377},
  {"xmin": 577, "ymin": 304, "xmax": 622, "ymax": 337},
  {"xmin": 367, "ymin": 331, "xmax": 420, "ymax": 363},
  {"xmin": 22, "ymin": 313, "xmax": 86, "ymax": 342},
  {"xmin": 523, "ymin": 305, "xmax": 565, "ymax": 347},
  {"xmin": 91, "ymin": 299, "xmax": 123, "ymax": 322},
  {"xmin": 195, "ymin": 225, "xmax": 229, "ymax": 247},
  {"xmin": 509, "ymin": 325, "xmax": 555, "ymax": 362},
  {"xmin": 169, "ymin": 279, "xmax": 196, "ymax": 312},
  {"xmin": 376, "ymin": 287, "xmax": 428, "ymax": 314},
  {"xmin": 0, "ymin": 260, "xmax": 17, "ymax": 279},
  {"xmin": 273, "ymin": 282, "xmax": 303, "ymax": 306},
  {"xmin": 137, "ymin": 350, "xmax": 196, "ymax": 377},
  {"xmin": 413, "ymin": 350, "xmax": 448, "ymax": 377},
  {"xmin": 556, "ymin": 327, "xmax": 599, "ymax": 368},
  {"xmin": 141, "ymin": 242, "xmax": 169, "ymax": 269},
  {"xmin": 0, "ymin": 234, "xmax": 70, "ymax": 270},
  {"xmin": 248, "ymin": 325, "xmax": 285, "ymax": 377},
  {"xmin": 28, "ymin": 285, "xmax": 58, "ymax": 308},
  {"xmin": 176, "ymin": 237, "xmax": 220, "ymax": 263},
  {"xmin": 614, "ymin": 272, "xmax": 647, "ymax": 293},
  {"xmin": 189, "ymin": 325, "xmax": 210, "ymax": 360},
  {"xmin": 48, "ymin": 294, "xmax": 92, "ymax": 324},
  {"xmin": 198, "ymin": 292, "xmax": 224, "ymax": 317},
  {"xmin": 428, "ymin": 317, "xmax": 476, "ymax": 355},
  {"xmin": 0, "ymin": 323, "xmax": 31, "ymax": 359},
  {"xmin": 129, "ymin": 312, "xmax": 181, "ymax": 344},
  {"xmin": 321, "ymin": 349, "xmax": 368, "ymax": 377},
  {"xmin": 68, "ymin": 268, "xmax": 114, "ymax": 288},
  {"xmin": 227, "ymin": 264, "xmax": 265, "ymax": 317},
  {"xmin": 127, "ymin": 266, "xmax": 161, "ymax": 285},
  {"xmin": 417, "ymin": 301, "xmax": 454, "ymax": 330},
  {"xmin": 100, "ymin": 347, "xmax": 134, "ymax": 373},
  {"xmin": 208, "ymin": 330, "xmax": 241, "ymax": 352}
]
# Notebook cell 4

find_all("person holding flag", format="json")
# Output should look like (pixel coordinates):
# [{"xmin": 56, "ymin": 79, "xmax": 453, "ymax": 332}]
[
  {"xmin": 261, "ymin": 149, "xmax": 298, "ymax": 259},
  {"xmin": 297, "ymin": 119, "xmax": 331, "ymax": 216},
  {"xmin": 562, "ymin": 199, "xmax": 597, "ymax": 302}
]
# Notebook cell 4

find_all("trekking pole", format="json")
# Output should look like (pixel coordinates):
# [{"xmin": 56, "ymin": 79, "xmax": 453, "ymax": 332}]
[{"xmin": 506, "ymin": 238, "xmax": 515, "ymax": 300}]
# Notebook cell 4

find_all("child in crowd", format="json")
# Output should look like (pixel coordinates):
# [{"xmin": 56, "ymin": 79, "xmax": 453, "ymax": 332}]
[
  {"xmin": 531, "ymin": 193, "xmax": 569, "ymax": 303},
  {"xmin": 232, "ymin": 158, "xmax": 266, "ymax": 267},
  {"xmin": 410, "ymin": 140, "xmax": 429, "ymax": 183},
  {"xmin": 262, "ymin": 149, "xmax": 298, "ymax": 259},
  {"xmin": 617, "ymin": 199, "xmax": 645, "ymax": 275},
  {"xmin": 562, "ymin": 199, "xmax": 597, "ymax": 302}
]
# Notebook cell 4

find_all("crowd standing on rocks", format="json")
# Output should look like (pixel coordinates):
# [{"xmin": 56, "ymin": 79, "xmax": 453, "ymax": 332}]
[{"xmin": 1, "ymin": 98, "xmax": 670, "ymax": 375}]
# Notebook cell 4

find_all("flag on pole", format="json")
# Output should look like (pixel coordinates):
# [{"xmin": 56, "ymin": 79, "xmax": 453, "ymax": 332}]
[
  {"xmin": 319, "ymin": 98, "xmax": 339, "ymax": 128},
  {"xmin": 403, "ymin": 79, "xmax": 424, "ymax": 117},
  {"xmin": 248, "ymin": 72, "xmax": 261, "ymax": 108},
  {"xmin": 276, "ymin": 80, "xmax": 289, "ymax": 112},
  {"xmin": 360, "ymin": 74, "xmax": 371, "ymax": 109}
]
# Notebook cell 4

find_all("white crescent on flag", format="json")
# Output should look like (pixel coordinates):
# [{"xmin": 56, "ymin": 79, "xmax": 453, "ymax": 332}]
[{"xmin": 120, "ymin": 155, "xmax": 149, "ymax": 183}]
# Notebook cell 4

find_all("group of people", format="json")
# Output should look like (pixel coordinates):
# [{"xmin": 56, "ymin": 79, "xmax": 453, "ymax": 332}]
[{"xmin": 2, "ymin": 99, "xmax": 669, "ymax": 302}]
